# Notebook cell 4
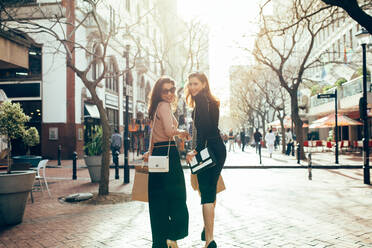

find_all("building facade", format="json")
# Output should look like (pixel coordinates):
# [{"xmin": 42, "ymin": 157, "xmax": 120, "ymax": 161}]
[{"xmin": 0, "ymin": 0, "xmax": 194, "ymax": 159}]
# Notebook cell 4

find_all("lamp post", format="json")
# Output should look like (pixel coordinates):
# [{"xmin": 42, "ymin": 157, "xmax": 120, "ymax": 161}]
[
  {"xmin": 356, "ymin": 28, "xmax": 371, "ymax": 185},
  {"xmin": 123, "ymin": 44, "xmax": 131, "ymax": 184}
]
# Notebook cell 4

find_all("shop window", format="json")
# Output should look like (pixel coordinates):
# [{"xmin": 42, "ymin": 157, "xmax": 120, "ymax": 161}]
[{"xmin": 107, "ymin": 108, "xmax": 119, "ymax": 132}]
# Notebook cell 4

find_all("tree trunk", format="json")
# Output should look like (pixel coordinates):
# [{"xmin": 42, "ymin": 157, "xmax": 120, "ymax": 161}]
[
  {"xmin": 88, "ymin": 86, "xmax": 111, "ymax": 196},
  {"xmin": 279, "ymin": 118, "xmax": 286, "ymax": 154},
  {"xmin": 6, "ymin": 140, "xmax": 11, "ymax": 174},
  {"xmin": 291, "ymin": 94, "xmax": 306, "ymax": 160}
]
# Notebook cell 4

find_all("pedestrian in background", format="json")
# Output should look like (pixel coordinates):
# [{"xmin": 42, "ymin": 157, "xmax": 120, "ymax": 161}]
[
  {"xmin": 143, "ymin": 76, "xmax": 190, "ymax": 248},
  {"xmin": 285, "ymin": 128, "xmax": 293, "ymax": 156},
  {"xmin": 265, "ymin": 129, "xmax": 275, "ymax": 158},
  {"xmin": 228, "ymin": 129, "xmax": 235, "ymax": 152},
  {"xmin": 186, "ymin": 71, "xmax": 226, "ymax": 248},
  {"xmin": 253, "ymin": 129, "xmax": 262, "ymax": 154},
  {"xmin": 110, "ymin": 129, "xmax": 122, "ymax": 163},
  {"xmin": 240, "ymin": 129, "xmax": 246, "ymax": 152},
  {"xmin": 274, "ymin": 132, "xmax": 280, "ymax": 150}
]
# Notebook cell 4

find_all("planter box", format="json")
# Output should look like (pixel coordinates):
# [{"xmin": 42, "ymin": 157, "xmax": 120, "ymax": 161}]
[
  {"xmin": 84, "ymin": 155, "xmax": 102, "ymax": 183},
  {"xmin": 12, "ymin": 155, "xmax": 42, "ymax": 167},
  {"xmin": 0, "ymin": 171, "xmax": 36, "ymax": 226}
]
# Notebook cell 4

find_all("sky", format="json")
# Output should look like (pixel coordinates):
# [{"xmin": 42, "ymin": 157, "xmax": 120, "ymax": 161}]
[{"xmin": 177, "ymin": 0, "xmax": 262, "ymax": 115}]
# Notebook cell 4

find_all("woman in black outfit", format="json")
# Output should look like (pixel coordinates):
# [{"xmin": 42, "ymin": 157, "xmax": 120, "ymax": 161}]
[{"xmin": 185, "ymin": 72, "xmax": 226, "ymax": 248}]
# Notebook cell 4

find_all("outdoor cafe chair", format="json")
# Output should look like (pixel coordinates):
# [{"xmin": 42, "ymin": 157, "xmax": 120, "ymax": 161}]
[{"xmin": 32, "ymin": 159, "xmax": 51, "ymax": 197}]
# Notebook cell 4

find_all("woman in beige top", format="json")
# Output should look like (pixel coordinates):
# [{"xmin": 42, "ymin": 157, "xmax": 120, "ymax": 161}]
[{"xmin": 144, "ymin": 76, "xmax": 190, "ymax": 248}]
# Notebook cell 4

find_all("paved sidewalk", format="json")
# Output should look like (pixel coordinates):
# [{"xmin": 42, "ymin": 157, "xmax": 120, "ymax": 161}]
[
  {"xmin": 1, "ymin": 157, "xmax": 371, "ymax": 247},
  {"xmin": 225, "ymin": 146, "xmax": 364, "ymax": 167}
]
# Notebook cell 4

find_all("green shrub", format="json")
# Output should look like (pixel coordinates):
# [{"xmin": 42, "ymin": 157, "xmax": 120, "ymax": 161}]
[
  {"xmin": 334, "ymin": 78, "xmax": 347, "ymax": 87},
  {"xmin": 322, "ymin": 85, "xmax": 334, "ymax": 93},
  {"xmin": 84, "ymin": 127, "xmax": 103, "ymax": 156}
]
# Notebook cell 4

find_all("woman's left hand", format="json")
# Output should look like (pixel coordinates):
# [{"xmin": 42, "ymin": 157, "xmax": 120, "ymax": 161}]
[{"xmin": 186, "ymin": 150, "xmax": 197, "ymax": 163}]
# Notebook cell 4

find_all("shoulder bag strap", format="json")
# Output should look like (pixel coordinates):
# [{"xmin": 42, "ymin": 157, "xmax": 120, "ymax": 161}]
[{"xmin": 149, "ymin": 104, "xmax": 172, "ymax": 157}]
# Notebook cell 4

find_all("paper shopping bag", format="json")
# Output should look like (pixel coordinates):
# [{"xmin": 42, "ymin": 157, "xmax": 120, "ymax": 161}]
[
  {"xmin": 132, "ymin": 170, "xmax": 148, "ymax": 202},
  {"xmin": 190, "ymin": 174, "xmax": 226, "ymax": 194}
]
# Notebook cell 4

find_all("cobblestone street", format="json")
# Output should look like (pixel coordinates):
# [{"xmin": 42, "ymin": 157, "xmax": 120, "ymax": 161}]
[{"xmin": 1, "ymin": 149, "xmax": 372, "ymax": 247}]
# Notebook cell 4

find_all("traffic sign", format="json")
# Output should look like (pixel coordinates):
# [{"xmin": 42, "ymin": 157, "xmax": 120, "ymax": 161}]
[{"xmin": 317, "ymin": 93, "xmax": 336, "ymax": 99}]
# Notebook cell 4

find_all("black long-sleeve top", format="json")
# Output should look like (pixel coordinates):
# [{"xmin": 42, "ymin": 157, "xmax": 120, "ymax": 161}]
[{"xmin": 193, "ymin": 92, "xmax": 220, "ymax": 152}]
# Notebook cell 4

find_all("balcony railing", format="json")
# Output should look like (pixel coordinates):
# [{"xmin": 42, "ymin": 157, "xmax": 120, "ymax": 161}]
[{"xmin": 310, "ymin": 76, "xmax": 370, "ymax": 108}]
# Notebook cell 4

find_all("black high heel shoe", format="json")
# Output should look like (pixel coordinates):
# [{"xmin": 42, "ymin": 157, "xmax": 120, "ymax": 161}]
[
  {"xmin": 207, "ymin": 240, "xmax": 217, "ymax": 248},
  {"xmin": 201, "ymin": 228, "xmax": 205, "ymax": 241}
]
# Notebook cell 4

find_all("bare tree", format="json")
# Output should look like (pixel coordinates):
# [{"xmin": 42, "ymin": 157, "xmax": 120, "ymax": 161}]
[
  {"xmin": 0, "ymin": 0, "xmax": 140, "ymax": 195},
  {"xmin": 230, "ymin": 67, "xmax": 270, "ymax": 139},
  {"xmin": 250, "ymin": 66, "xmax": 290, "ymax": 153},
  {"xmin": 253, "ymin": 0, "xmax": 340, "ymax": 159}
]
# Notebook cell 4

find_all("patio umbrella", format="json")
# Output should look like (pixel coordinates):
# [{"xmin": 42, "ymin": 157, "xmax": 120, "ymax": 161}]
[
  {"xmin": 268, "ymin": 116, "xmax": 307, "ymax": 129},
  {"xmin": 323, "ymin": 114, "xmax": 362, "ymax": 127}
]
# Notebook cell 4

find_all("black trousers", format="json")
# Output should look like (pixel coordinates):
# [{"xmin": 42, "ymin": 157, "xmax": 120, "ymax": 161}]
[
  {"xmin": 197, "ymin": 137, "xmax": 226, "ymax": 204},
  {"xmin": 148, "ymin": 141, "xmax": 189, "ymax": 248}
]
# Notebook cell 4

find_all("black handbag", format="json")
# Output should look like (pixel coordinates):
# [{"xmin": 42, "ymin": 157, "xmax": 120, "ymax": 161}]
[
  {"xmin": 188, "ymin": 101, "xmax": 217, "ymax": 174},
  {"xmin": 188, "ymin": 142, "xmax": 217, "ymax": 174}
]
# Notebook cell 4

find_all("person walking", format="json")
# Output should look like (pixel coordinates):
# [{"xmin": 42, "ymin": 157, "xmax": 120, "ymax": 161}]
[
  {"xmin": 274, "ymin": 132, "xmax": 280, "ymax": 150},
  {"xmin": 186, "ymin": 72, "xmax": 226, "ymax": 248},
  {"xmin": 228, "ymin": 129, "xmax": 235, "ymax": 152},
  {"xmin": 143, "ymin": 76, "xmax": 190, "ymax": 248},
  {"xmin": 265, "ymin": 129, "xmax": 275, "ymax": 158},
  {"xmin": 285, "ymin": 128, "xmax": 293, "ymax": 156},
  {"xmin": 253, "ymin": 129, "xmax": 262, "ymax": 154},
  {"xmin": 110, "ymin": 129, "xmax": 122, "ymax": 163},
  {"xmin": 240, "ymin": 129, "xmax": 246, "ymax": 152}
]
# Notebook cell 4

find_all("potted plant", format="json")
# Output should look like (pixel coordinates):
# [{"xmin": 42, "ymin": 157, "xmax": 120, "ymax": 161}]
[
  {"xmin": 84, "ymin": 127, "xmax": 103, "ymax": 183},
  {"xmin": 0, "ymin": 101, "xmax": 36, "ymax": 226},
  {"xmin": 12, "ymin": 126, "xmax": 41, "ymax": 167}
]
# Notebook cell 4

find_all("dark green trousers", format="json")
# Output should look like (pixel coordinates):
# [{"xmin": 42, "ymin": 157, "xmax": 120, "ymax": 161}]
[{"xmin": 148, "ymin": 141, "xmax": 189, "ymax": 248}]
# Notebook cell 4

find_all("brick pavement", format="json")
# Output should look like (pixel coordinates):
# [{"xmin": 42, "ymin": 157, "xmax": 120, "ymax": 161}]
[{"xmin": 1, "ymin": 152, "xmax": 372, "ymax": 247}]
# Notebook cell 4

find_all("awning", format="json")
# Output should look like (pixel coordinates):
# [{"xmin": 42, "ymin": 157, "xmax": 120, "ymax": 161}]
[{"xmin": 84, "ymin": 104, "xmax": 100, "ymax": 119}]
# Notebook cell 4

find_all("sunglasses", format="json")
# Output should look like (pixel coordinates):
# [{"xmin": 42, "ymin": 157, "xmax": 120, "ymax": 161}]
[{"xmin": 161, "ymin": 87, "xmax": 176, "ymax": 95}]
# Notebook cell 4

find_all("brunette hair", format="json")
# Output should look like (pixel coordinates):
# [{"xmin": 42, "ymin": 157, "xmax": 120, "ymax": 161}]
[
  {"xmin": 185, "ymin": 71, "xmax": 220, "ymax": 108},
  {"xmin": 148, "ymin": 76, "xmax": 176, "ymax": 121}
]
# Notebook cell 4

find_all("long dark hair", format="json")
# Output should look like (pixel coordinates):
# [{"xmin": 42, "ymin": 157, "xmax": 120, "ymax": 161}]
[
  {"xmin": 185, "ymin": 71, "xmax": 220, "ymax": 108},
  {"xmin": 148, "ymin": 76, "xmax": 176, "ymax": 121}
]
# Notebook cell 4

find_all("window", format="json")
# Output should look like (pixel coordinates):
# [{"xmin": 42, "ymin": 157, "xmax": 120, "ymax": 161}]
[
  {"xmin": 337, "ymin": 40, "xmax": 340, "ymax": 58},
  {"xmin": 0, "ymin": 46, "xmax": 42, "ymax": 81},
  {"xmin": 137, "ymin": 4, "xmax": 140, "ymax": 18},
  {"xmin": 105, "ymin": 57, "xmax": 119, "ymax": 93},
  {"xmin": 92, "ymin": 44, "xmax": 102, "ymax": 81},
  {"xmin": 332, "ymin": 43, "xmax": 335, "ymax": 61},
  {"xmin": 349, "ymin": 29, "xmax": 353, "ymax": 50},
  {"xmin": 126, "ymin": 0, "xmax": 130, "ymax": 12},
  {"xmin": 107, "ymin": 108, "xmax": 119, "ymax": 133}
]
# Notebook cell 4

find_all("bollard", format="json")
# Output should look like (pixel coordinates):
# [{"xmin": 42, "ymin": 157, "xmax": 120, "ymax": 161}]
[
  {"xmin": 308, "ymin": 152, "xmax": 312, "ymax": 180},
  {"xmin": 114, "ymin": 150, "xmax": 119, "ymax": 179},
  {"xmin": 72, "ymin": 151, "xmax": 77, "ymax": 180},
  {"xmin": 259, "ymin": 143, "xmax": 262, "ymax": 165},
  {"xmin": 57, "ymin": 145, "xmax": 61, "ymax": 166},
  {"xmin": 297, "ymin": 143, "xmax": 300, "ymax": 164}
]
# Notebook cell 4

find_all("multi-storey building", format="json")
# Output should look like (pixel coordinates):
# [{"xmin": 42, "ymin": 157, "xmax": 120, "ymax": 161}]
[{"xmin": 0, "ymin": 0, "xmax": 193, "ymax": 159}]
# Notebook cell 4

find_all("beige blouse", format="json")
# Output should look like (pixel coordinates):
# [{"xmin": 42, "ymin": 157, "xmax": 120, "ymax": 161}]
[{"xmin": 151, "ymin": 101, "xmax": 178, "ymax": 144}]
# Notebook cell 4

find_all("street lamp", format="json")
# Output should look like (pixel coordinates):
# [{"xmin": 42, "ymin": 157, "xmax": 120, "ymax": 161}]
[
  {"xmin": 355, "ymin": 28, "xmax": 372, "ymax": 185},
  {"xmin": 122, "ymin": 26, "xmax": 135, "ymax": 184}
]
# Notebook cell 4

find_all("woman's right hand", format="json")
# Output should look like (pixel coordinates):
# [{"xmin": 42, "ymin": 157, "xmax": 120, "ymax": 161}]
[
  {"xmin": 178, "ymin": 130, "xmax": 191, "ymax": 141},
  {"xmin": 143, "ymin": 152, "xmax": 149, "ymax": 162}
]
